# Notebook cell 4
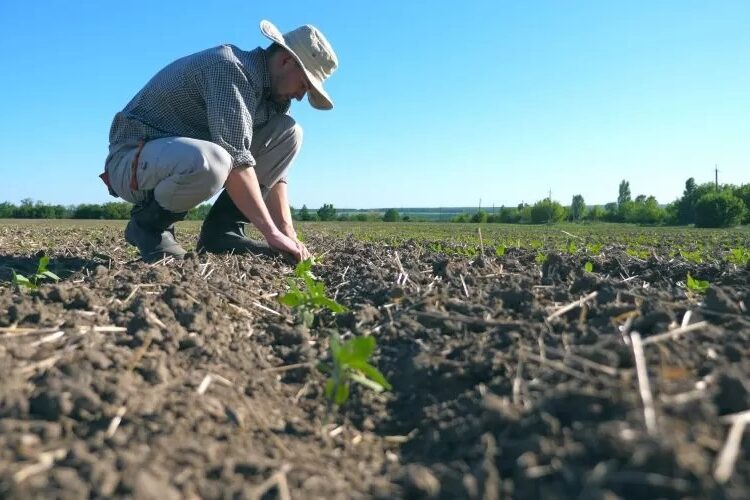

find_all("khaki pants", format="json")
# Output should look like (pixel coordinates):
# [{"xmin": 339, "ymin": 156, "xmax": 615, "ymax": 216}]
[{"xmin": 105, "ymin": 114, "xmax": 302, "ymax": 212}]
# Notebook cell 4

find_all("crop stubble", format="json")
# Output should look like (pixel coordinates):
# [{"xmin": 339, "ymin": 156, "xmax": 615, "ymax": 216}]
[{"xmin": 0, "ymin": 221, "xmax": 749, "ymax": 499}]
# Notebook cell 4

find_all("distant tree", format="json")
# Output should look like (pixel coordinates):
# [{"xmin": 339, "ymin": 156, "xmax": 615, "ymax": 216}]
[
  {"xmin": 694, "ymin": 191, "xmax": 747, "ymax": 228},
  {"xmin": 497, "ymin": 206, "xmax": 519, "ymax": 223},
  {"xmin": 530, "ymin": 198, "xmax": 566, "ymax": 224},
  {"xmin": 383, "ymin": 208, "xmax": 400, "ymax": 222},
  {"xmin": 401, "ymin": 215, "xmax": 411, "ymax": 222},
  {"xmin": 626, "ymin": 196, "xmax": 665, "ymax": 224},
  {"xmin": 470, "ymin": 210, "xmax": 488, "ymax": 223},
  {"xmin": 0, "ymin": 202, "xmax": 13, "ymax": 218},
  {"xmin": 732, "ymin": 184, "xmax": 750, "ymax": 223},
  {"xmin": 298, "ymin": 204, "xmax": 313, "ymax": 221},
  {"xmin": 451, "ymin": 213, "xmax": 470, "ymax": 223},
  {"xmin": 317, "ymin": 203, "xmax": 336, "ymax": 221},
  {"xmin": 603, "ymin": 202, "xmax": 619, "ymax": 222},
  {"xmin": 570, "ymin": 195, "xmax": 586, "ymax": 221},
  {"xmin": 587, "ymin": 205, "xmax": 606, "ymax": 221},
  {"xmin": 617, "ymin": 180, "xmax": 631, "ymax": 207}
]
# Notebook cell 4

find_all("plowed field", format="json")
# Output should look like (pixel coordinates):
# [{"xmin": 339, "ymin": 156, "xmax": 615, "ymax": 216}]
[{"xmin": 1, "ymin": 220, "xmax": 749, "ymax": 499}]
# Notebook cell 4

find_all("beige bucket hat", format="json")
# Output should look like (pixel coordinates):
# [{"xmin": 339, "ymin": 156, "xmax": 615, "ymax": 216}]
[{"xmin": 260, "ymin": 19, "xmax": 338, "ymax": 110}]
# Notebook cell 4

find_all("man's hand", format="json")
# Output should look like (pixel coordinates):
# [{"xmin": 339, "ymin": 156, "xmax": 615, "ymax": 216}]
[
  {"xmin": 293, "ymin": 238, "xmax": 311, "ymax": 261},
  {"xmin": 266, "ymin": 230, "xmax": 302, "ymax": 261}
]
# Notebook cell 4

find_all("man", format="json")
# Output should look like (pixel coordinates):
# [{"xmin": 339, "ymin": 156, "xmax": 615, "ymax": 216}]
[{"xmin": 100, "ymin": 20, "xmax": 338, "ymax": 263}]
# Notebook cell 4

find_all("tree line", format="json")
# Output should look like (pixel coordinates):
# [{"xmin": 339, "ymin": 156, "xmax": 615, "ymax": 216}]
[
  {"xmin": 2, "ymin": 178, "xmax": 748, "ymax": 227},
  {"xmin": 447, "ymin": 178, "xmax": 748, "ymax": 228}
]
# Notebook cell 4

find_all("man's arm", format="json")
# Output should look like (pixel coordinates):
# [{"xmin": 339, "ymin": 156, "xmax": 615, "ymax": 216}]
[
  {"xmin": 224, "ymin": 167, "xmax": 300, "ymax": 260},
  {"xmin": 266, "ymin": 181, "xmax": 296, "ymax": 238},
  {"xmin": 266, "ymin": 181, "xmax": 311, "ymax": 261}
]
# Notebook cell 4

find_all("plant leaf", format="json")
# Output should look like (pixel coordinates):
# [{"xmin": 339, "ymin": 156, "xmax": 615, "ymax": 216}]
[
  {"xmin": 41, "ymin": 270, "xmax": 60, "ymax": 281},
  {"xmin": 36, "ymin": 255, "xmax": 50, "ymax": 274},
  {"xmin": 339, "ymin": 336, "xmax": 376, "ymax": 364},
  {"xmin": 349, "ymin": 371, "xmax": 387, "ymax": 393},
  {"xmin": 584, "ymin": 261, "xmax": 594, "ymax": 273},
  {"xmin": 349, "ymin": 361, "xmax": 392, "ymax": 390},
  {"xmin": 334, "ymin": 381, "xmax": 350, "ymax": 405},
  {"xmin": 279, "ymin": 292, "xmax": 304, "ymax": 307}
]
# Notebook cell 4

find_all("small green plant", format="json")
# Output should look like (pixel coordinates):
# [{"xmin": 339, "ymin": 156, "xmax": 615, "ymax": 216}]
[
  {"xmin": 626, "ymin": 247, "xmax": 650, "ymax": 260},
  {"xmin": 566, "ymin": 240, "xmax": 577, "ymax": 254},
  {"xmin": 279, "ymin": 258, "xmax": 347, "ymax": 327},
  {"xmin": 586, "ymin": 243, "xmax": 602, "ymax": 255},
  {"xmin": 726, "ymin": 247, "xmax": 750, "ymax": 266},
  {"xmin": 535, "ymin": 252, "xmax": 548, "ymax": 264},
  {"xmin": 323, "ymin": 332, "xmax": 391, "ymax": 407},
  {"xmin": 12, "ymin": 255, "xmax": 60, "ymax": 291},
  {"xmin": 679, "ymin": 249, "xmax": 703, "ymax": 264},
  {"xmin": 584, "ymin": 261, "xmax": 594, "ymax": 273},
  {"xmin": 495, "ymin": 244, "xmax": 506, "ymax": 257},
  {"xmin": 686, "ymin": 273, "xmax": 709, "ymax": 294}
]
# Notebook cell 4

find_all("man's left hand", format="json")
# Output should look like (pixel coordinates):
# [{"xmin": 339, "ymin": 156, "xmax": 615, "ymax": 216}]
[{"xmin": 294, "ymin": 238, "xmax": 311, "ymax": 262}]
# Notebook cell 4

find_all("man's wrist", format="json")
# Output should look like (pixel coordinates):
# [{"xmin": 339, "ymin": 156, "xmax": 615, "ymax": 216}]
[{"xmin": 279, "ymin": 223, "xmax": 296, "ymax": 239}]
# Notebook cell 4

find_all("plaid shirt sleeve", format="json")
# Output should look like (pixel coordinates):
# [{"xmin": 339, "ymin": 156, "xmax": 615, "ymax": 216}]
[{"xmin": 199, "ymin": 60, "xmax": 259, "ymax": 169}]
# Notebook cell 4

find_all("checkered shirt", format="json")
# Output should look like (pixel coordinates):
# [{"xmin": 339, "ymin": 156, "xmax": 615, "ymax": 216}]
[{"xmin": 108, "ymin": 45, "xmax": 290, "ymax": 169}]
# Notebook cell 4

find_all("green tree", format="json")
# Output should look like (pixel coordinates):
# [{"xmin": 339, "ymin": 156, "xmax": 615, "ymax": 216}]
[
  {"xmin": 732, "ymin": 184, "xmax": 750, "ymax": 223},
  {"xmin": 570, "ymin": 194, "xmax": 586, "ymax": 221},
  {"xmin": 470, "ymin": 210, "xmax": 488, "ymax": 223},
  {"xmin": 626, "ymin": 196, "xmax": 665, "ymax": 224},
  {"xmin": 617, "ymin": 180, "xmax": 631, "ymax": 207},
  {"xmin": 382, "ymin": 208, "xmax": 400, "ymax": 222},
  {"xmin": 298, "ymin": 204, "xmax": 313, "ymax": 221},
  {"xmin": 530, "ymin": 198, "xmax": 566, "ymax": 224},
  {"xmin": 587, "ymin": 205, "xmax": 606, "ymax": 221},
  {"xmin": 317, "ymin": 203, "xmax": 337, "ymax": 221},
  {"xmin": 694, "ymin": 191, "xmax": 747, "ymax": 228}
]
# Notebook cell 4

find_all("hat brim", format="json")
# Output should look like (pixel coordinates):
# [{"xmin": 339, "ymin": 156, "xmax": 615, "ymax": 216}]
[{"xmin": 260, "ymin": 20, "xmax": 333, "ymax": 110}]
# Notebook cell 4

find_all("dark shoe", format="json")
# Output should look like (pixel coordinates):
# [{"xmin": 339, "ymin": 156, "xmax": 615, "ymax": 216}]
[
  {"xmin": 197, "ymin": 190, "xmax": 275, "ymax": 256},
  {"xmin": 125, "ymin": 195, "xmax": 188, "ymax": 263}
]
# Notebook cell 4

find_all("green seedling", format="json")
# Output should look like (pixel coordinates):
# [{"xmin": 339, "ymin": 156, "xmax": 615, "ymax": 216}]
[
  {"xmin": 322, "ymin": 332, "xmax": 391, "ymax": 407},
  {"xmin": 495, "ymin": 244, "xmax": 506, "ymax": 257},
  {"xmin": 12, "ymin": 255, "xmax": 60, "ymax": 291},
  {"xmin": 566, "ymin": 240, "xmax": 577, "ymax": 254},
  {"xmin": 279, "ymin": 258, "xmax": 347, "ymax": 327},
  {"xmin": 626, "ymin": 247, "xmax": 650, "ymax": 260},
  {"xmin": 586, "ymin": 243, "xmax": 602, "ymax": 255},
  {"xmin": 686, "ymin": 273, "xmax": 709, "ymax": 294},
  {"xmin": 679, "ymin": 249, "xmax": 703, "ymax": 265},
  {"xmin": 726, "ymin": 247, "xmax": 750, "ymax": 266},
  {"xmin": 584, "ymin": 261, "xmax": 594, "ymax": 273},
  {"xmin": 535, "ymin": 252, "xmax": 548, "ymax": 264}
]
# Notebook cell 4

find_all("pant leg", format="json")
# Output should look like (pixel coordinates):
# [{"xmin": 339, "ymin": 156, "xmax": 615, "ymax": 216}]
[
  {"xmin": 105, "ymin": 137, "xmax": 233, "ymax": 212},
  {"xmin": 250, "ymin": 114, "xmax": 303, "ymax": 198}
]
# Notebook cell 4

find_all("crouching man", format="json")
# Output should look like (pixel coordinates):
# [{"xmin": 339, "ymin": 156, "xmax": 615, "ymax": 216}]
[{"xmin": 100, "ymin": 20, "xmax": 338, "ymax": 263}]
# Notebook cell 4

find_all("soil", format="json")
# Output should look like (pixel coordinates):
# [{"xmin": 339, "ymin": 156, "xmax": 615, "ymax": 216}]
[{"xmin": 1, "ymin": 223, "xmax": 749, "ymax": 499}]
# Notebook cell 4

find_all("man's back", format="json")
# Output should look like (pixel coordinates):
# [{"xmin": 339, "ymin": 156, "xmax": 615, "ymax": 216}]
[{"xmin": 108, "ymin": 45, "xmax": 288, "ymax": 153}]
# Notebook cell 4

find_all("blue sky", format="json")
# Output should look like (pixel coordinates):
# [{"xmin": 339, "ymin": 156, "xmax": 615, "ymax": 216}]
[{"xmin": 0, "ymin": 1, "xmax": 748, "ymax": 209}]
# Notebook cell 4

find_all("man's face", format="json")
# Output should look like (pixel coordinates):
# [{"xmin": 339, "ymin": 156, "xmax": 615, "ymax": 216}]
[{"xmin": 270, "ymin": 53, "xmax": 311, "ymax": 105}]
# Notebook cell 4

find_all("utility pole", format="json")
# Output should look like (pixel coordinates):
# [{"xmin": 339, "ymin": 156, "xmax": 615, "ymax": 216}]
[
  {"xmin": 715, "ymin": 164, "xmax": 719, "ymax": 190},
  {"xmin": 548, "ymin": 188, "xmax": 552, "ymax": 200}
]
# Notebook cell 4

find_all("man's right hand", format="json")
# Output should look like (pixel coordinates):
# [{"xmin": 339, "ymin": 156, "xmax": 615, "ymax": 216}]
[{"xmin": 265, "ymin": 230, "xmax": 302, "ymax": 262}]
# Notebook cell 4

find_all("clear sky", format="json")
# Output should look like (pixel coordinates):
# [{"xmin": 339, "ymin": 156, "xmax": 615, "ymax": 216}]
[{"xmin": 0, "ymin": 1, "xmax": 748, "ymax": 209}]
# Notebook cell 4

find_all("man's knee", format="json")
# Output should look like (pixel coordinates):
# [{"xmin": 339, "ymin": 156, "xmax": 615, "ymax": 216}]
[
  {"xmin": 271, "ymin": 114, "xmax": 303, "ymax": 152},
  {"xmin": 185, "ymin": 141, "xmax": 233, "ymax": 195}
]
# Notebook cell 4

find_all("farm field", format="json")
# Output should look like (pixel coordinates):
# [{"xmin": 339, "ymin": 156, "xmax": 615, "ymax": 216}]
[{"xmin": 1, "ymin": 219, "xmax": 750, "ymax": 499}]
